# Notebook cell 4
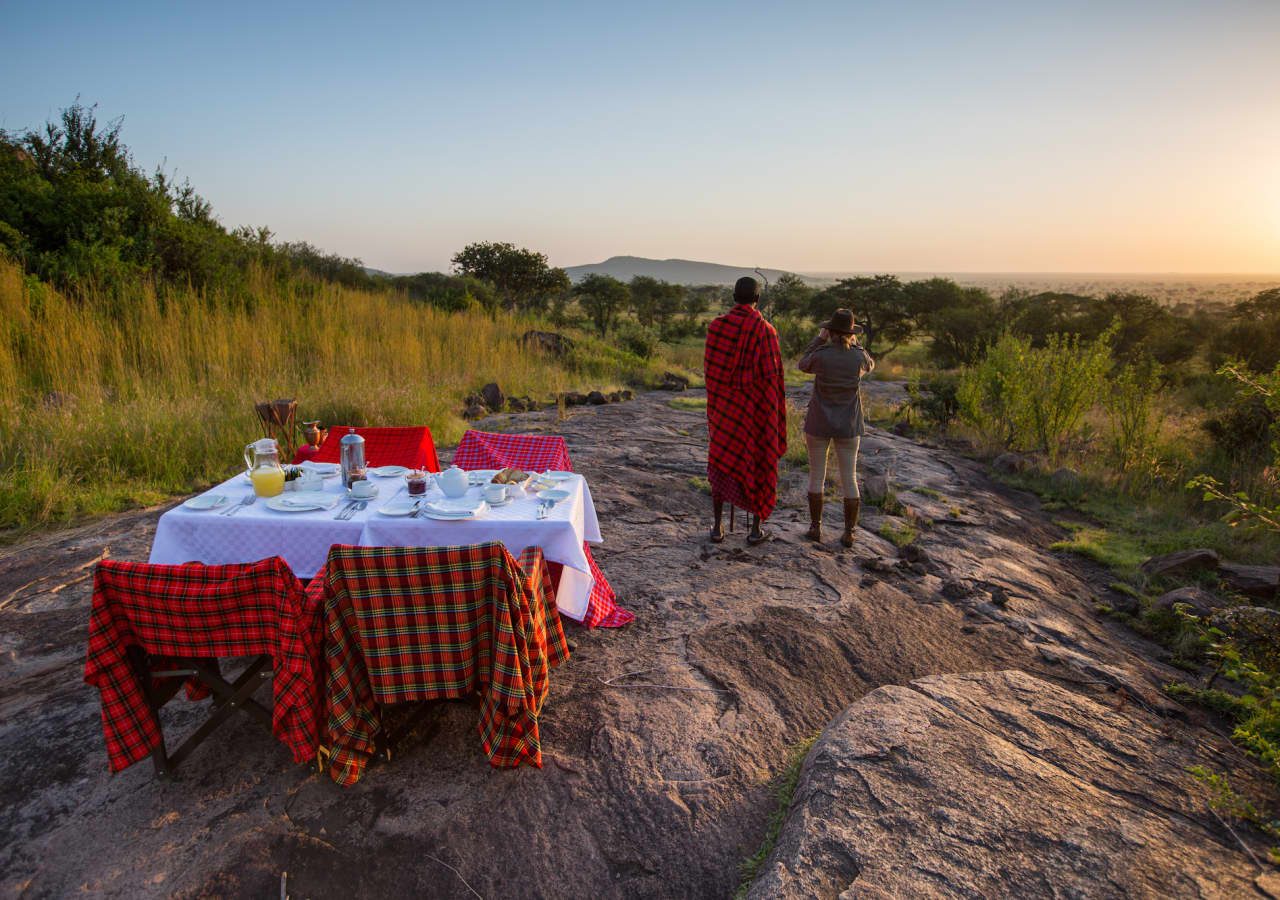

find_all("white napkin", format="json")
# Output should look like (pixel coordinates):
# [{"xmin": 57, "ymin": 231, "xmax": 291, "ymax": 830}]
[{"xmin": 279, "ymin": 491, "xmax": 341, "ymax": 509}]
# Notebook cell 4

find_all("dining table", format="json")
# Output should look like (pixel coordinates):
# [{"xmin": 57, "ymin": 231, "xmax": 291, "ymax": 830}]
[{"xmin": 148, "ymin": 464, "xmax": 604, "ymax": 621}]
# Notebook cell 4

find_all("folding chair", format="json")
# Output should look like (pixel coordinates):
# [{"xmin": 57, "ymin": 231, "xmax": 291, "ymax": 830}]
[
  {"xmin": 452, "ymin": 430, "xmax": 633, "ymax": 627},
  {"xmin": 84, "ymin": 557, "xmax": 323, "ymax": 779},
  {"xmin": 312, "ymin": 542, "xmax": 569, "ymax": 786},
  {"xmin": 296, "ymin": 425, "xmax": 441, "ymax": 471}
]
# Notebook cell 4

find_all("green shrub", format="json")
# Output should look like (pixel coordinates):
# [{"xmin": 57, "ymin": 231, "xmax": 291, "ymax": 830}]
[
  {"xmin": 957, "ymin": 328, "xmax": 1113, "ymax": 460},
  {"xmin": 1104, "ymin": 357, "xmax": 1162, "ymax": 475},
  {"xmin": 615, "ymin": 322, "xmax": 660, "ymax": 359}
]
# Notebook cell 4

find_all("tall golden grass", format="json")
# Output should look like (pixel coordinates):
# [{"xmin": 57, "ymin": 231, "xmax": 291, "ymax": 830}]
[{"xmin": 0, "ymin": 261, "xmax": 677, "ymax": 532}]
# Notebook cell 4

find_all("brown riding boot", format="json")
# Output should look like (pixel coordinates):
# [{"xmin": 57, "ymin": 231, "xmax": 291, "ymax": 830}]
[
  {"xmin": 841, "ymin": 498, "xmax": 861, "ymax": 548},
  {"xmin": 805, "ymin": 492, "xmax": 823, "ymax": 541}
]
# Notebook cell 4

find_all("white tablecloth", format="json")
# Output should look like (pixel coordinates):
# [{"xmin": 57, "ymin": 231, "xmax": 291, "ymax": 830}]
[{"xmin": 149, "ymin": 471, "xmax": 603, "ymax": 620}]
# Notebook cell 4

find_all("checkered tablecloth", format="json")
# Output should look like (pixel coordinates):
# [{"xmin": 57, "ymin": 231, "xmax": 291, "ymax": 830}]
[
  {"xmin": 452, "ymin": 430, "xmax": 632, "ymax": 627},
  {"xmin": 313, "ymin": 542, "xmax": 569, "ymax": 785},
  {"xmin": 84, "ymin": 557, "xmax": 324, "ymax": 773},
  {"xmin": 298, "ymin": 425, "xmax": 441, "ymax": 472}
]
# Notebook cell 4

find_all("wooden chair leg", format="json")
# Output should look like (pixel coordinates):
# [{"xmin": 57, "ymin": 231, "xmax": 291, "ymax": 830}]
[{"xmin": 136, "ymin": 653, "xmax": 275, "ymax": 778}]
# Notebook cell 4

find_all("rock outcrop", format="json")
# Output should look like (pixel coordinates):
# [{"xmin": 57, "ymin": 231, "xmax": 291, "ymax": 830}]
[
  {"xmin": 750, "ymin": 670, "xmax": 1265, "ymax": 899},
  {"xmin": 1, "ymin": 384, "xmax": 1274, "ymax": 897}
]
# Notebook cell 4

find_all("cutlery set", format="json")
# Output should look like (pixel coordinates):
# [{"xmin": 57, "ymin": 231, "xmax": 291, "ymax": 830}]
[{"xmin": 220, "ymin": 495, "xmax": 256, "ymax": 516}]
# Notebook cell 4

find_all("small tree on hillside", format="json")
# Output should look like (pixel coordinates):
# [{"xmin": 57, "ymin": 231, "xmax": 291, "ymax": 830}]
[
  {"xmin": 813, "ymin": 275, "xmax": 915, "ymax": 358},
  {"xmin": 769, "ymin": 272, "xmax": 816, "ymax": 318},
  {"xmin": 450, "ymin": 241, "xmax": 567, "ymax": 311},
  {"xmin": 575, "ymin": 273, "xmax": 630, "ymax": 337}
]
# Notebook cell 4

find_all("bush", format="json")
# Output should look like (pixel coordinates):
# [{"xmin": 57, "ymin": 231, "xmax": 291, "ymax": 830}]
[
  {"xmin": 1103, "ymin": 357, "xmax": 1162, "ymax": 474},
  {"xmin": 902, "ymin": 374, "xmax": 960, "ymax": 428},
  {"xmin": 958, "ymin": 329, "xmax": 1113, "ymax": 460},
  {"xmin": 615, "ymin": 322, "xmax": 659, "ymax": 359}
]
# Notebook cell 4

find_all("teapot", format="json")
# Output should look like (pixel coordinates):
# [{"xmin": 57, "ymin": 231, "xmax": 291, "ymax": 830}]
[{"xmin": 434, "ymin": 465, "xmax": 469, "ymax": 498}]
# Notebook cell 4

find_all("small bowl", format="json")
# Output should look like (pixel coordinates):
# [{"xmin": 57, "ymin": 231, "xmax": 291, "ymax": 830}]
[{"xmin": 538, "ymin": 488, "xmax": 570, "ymax": 503}]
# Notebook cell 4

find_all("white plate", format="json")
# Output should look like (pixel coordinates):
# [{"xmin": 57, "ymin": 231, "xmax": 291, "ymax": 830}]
[
  {"xmin": 266, "ymin": 493, "xmax": 339, "ymax": 512},
  {"xmin": 538, "ymin": 488, "xmax": 571, "ymax": 503},
  {"xmin": 420, "ymin": 508, "xmax": 479, "ymax": 521},
  {"xmin": 378, "ymin": 499, "xmax": 422, "ymax": 516},
  {"xmin": 542, "ymin": 471, "xmax": 574, "ymax": 481},
  {"xmin": 184, "ymin": 493, "xmax": 229, "ymax": 511},
  {"xmin": 467, "ymin": 469, "xmax": 501, "ymax": 485},
  {"xmin": 369, "ymin": 465, "xmax": 409, "ymax": 478},
  {"xmin": 301, "ymin": 462, "xmax": 341, "ymax": 477},
  {"xmin": 429, "ymin": 496, "xmax": 484, "ymax": 513}
]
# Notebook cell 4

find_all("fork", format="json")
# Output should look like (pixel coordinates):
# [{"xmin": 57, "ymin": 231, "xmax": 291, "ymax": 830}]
[
  {"xmin": 223, "ymin": 495, "xmax": 256, "ymax": 516},
  {"xmin": 340, "ymin": 500, "xmax": 369, "ymax": 521},
  {"xmin": 536, "ymin": 499, "xmax": 550, "ymax": 520}
]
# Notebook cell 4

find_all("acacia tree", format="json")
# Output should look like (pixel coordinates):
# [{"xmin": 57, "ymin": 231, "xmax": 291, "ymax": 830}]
[
  {"xmin": 575, "ymin": 273, "xmax": 629, "ymax": 337},
  {"xmin": 629, "ymin": 275, "xmax": 685, "ymax": 332},
  {"xmin": 813, "ymin": 275, "xmax": 916, "ymax": 357},
  {"xmin": 450, "ymin": 241, "xmax": 568, "ymax": 311}
]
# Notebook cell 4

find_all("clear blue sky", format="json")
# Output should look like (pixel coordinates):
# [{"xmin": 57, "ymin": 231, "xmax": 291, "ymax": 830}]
[{"xmin": 3, "ymin": 1, "xmax": 1278, "ymax": 273}]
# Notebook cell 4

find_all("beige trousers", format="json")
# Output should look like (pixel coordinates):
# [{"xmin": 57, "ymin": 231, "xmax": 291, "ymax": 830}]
[{"xmin": 805, "ymin": 433, "xmax": 861, "ymax": 499}]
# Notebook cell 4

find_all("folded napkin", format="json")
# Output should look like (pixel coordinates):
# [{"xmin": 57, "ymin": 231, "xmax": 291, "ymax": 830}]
[{"xmin": 279, "ymin": 491, "xmax": 341, "ymax": 509}]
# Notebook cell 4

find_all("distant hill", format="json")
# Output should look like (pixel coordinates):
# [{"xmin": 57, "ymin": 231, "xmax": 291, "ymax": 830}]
[{"xmin": 565, "ymin": 256, "xmax": 797, "ymax": 286}]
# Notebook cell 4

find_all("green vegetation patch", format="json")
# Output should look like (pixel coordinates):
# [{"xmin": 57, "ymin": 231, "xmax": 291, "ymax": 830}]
[
  {"xmin": 668, "ymin": 396, "xmax": 707, "ymax": 411},
  {"xmin": 878, "ymin": 520, "xmax": 918, "ymax": 548},
  {"xmin": 735, "ymin": 733, "xmax": 819, "ymax": 897}
]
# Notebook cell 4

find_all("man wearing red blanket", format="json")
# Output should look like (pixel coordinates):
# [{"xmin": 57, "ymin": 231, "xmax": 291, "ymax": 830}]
[{"xmin": 703, "ymin": 276, "xmax": 788, "ymax": 544}]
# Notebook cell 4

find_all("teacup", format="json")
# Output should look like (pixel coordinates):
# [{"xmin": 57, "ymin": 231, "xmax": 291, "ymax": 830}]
[
  {"xmin": 483, "ymin": 483, "xmax": 508, "ymax": 504},
  {"xmin": 351, "ymin": 479, "xmax": 376, "ymax": 499}
]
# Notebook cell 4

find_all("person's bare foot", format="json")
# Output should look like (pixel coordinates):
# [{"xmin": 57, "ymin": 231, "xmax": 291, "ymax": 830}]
[
  {"xmin": 747, "ymin": 515, "xmax": 770, "ymax": 545},
  {"xmin": 709, "ymin": 524, "xmax": 725, "ymax": 543}
]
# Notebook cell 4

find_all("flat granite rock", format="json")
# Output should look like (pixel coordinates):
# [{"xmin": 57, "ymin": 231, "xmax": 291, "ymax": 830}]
[{"xmin": 749, "ymin": 669, "xmax": 1263, "ymax": 899}]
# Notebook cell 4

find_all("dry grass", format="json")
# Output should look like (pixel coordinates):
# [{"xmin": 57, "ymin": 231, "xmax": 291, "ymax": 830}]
[{"xmin": 0, "ymin": 261, "xmax": 686, "ymax": 532}]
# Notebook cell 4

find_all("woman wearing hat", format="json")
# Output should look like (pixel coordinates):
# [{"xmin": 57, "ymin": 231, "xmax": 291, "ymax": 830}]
[{"xmin": 797, "ymin": 308, "xmax": 875, "ymax": 546}]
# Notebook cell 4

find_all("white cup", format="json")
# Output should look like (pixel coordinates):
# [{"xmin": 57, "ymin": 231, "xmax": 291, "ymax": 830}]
[
  {"xmin": 483, "ymin": 483, "xmax": 508, "ymax": 504},
  {"xmin": 351, "ymin": 479, "xmax": 375, "ymax": 499}
]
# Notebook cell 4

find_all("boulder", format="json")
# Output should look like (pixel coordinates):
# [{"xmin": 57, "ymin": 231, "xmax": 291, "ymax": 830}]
[
  {"xmin": 1139, "ymin": 548, "xmax": 1220, "ymax": 579},
  {"xmin": 900, "ymin": 542, "xmax": 930, "ymax": 566},
  {"xmin": 587, "ymin": 390, "xmax": 608, "ymax": 405},
  {"xmin": 620, "ymin": 389, "xmax": 634, "ymax": 401},
  {"xmin": 748, "ymin": 670, "xmax": 1261, "ymax": 899},
  {"xmin": 1050, "ymin": 466, "xmax": 1082, "ymax": 492},
  {"xmin": 563, "ymin": 392, "xmax": 588, "ymax": 407},
  {"xmin": 507, "ymin": 397, "xmax": 530, "ymax": 413},
  {"xmin": 862, "ymin": 475, "xmax": 890, "ymax": 505},
  {"xmin": 479, "ymin": 382, "xmax": 505, "ymax": 411},
  {"xmin": 658, "ymin": 372, "xmax": 689, "ymax": 392},
  {"xmin": 1153, "ymin": 586, "xmax": 1218, "ymax": 618},
  {"xmin": 521, "ymin": 330, "xmax": 574, "ymax": 357},
  {"xmin": 992, "ymin": 452, "xmax": 1027, "ymax": 475},
  {"xmin": 1219, "ymin": 562, "xmax": 1280, "ymax": 602},
  {"xmin": 462, "ymin": 403, "xmax": 487, "ymax": 420},
  {"xmin": 607, "ymin": 391, "xmax": 622, "ymax": 403}
]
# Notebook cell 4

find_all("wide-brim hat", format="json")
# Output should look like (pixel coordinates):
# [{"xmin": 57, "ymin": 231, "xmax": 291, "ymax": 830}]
[{"xmin": 825, "ymin": 308, "xmax": 865, "ymax": 335}]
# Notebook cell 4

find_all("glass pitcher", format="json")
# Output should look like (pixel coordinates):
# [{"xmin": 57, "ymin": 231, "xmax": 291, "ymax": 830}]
[{"xmin": 244, "ymin": 437, "xmax": 286, "ymax": 498}]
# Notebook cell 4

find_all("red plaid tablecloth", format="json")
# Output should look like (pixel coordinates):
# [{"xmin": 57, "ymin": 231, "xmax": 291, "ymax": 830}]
[
  {"xmin": 312, "ymin": 543, "xmax": 570, "ymax": 785},
  {"xmin": 84, "ymin": 558, "xmax": 324, "ymax": 773},
  {"xmin": 297, "ymin": 425, "xmax": 441, "ymax": 472},
  {"xmin": 452, "ymin": 430, "xmax": 632, "ymax": 628}
]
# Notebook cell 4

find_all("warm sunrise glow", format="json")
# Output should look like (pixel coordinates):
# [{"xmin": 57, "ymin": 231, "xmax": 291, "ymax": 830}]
[{"xmin": 3, "ymin": 1, "xmax": 1277, "ymax": 274}]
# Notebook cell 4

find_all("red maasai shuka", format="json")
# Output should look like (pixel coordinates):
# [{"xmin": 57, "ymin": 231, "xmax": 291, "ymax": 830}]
[
  {"xmin": 452, "ymin": 430, "xmax": 632, "ymax": 627},
  {"xmin": 296, "ymin": 426, "xmax": 441, "ymax": 472},
  {"xmin": 84, "ymin": 557, "xmax": 324, "ymax": 773},
  {"xmin": 313, "ymin": 543, "xmax": 570, "ymax": 785},
  {"xmin": 703, "ymin": 304, "xmax": 787, "ymax": 520}
]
